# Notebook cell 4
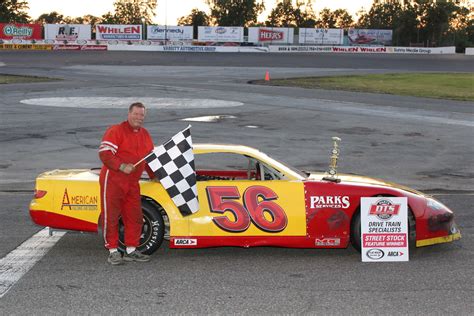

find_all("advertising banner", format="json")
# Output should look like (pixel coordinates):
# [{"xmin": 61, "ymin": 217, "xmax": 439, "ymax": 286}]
[
  {"xmin": 53, "ymin": 44, "xmax": 107, "ymax": 51},
  {"xmin": 147, "ymin": 25, "xmax": 193, "ymax": 40},
  {"xmin": 361, "ymin": 197, "xmax": 409, "ymax": 262},
  {"xmin": 248, "ymin": 27, "xmax": 294, "ymax": 44},
  {"xmin": 96, "ymin": 24, "xmax": 142, "ymax": 40},
  {"xmin": 197, "ymin": 26, "xmax": 244, "ymax": 42},
  {"xmin": 45, "ymin": 24, "xmax": 91, "ymax": 41},
  {"xmin": 0, "ymin": 44, "xmax": 52, "ymax": 50},
  {"xmin": 0, "ymin": 23, "xmax": 42, "ymax": 40},
  {"xmin": 299, "ymin": 28, "xmax": 343, "ymax": 45},
  {"xmin": 348, "ymin": 29, "xmax": 392, "ymax": 46}
]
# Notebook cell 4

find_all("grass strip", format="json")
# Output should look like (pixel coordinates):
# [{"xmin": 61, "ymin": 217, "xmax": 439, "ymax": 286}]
[
  {"xmin": 0, "ymin": 74, "xmax": 58, "ymax": 84},
  {"xmin": 255, "ymin": 73, "xmax": 474, "ymax": 102}
]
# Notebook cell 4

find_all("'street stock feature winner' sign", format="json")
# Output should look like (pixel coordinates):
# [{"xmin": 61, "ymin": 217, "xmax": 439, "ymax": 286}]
[{"xmin": 361, "ymin": 197, "xmax": 409, "ymax": 262}]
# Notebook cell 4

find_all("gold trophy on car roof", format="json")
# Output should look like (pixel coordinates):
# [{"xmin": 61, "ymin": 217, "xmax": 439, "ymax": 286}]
[{"xmin": 323, "ymin": 136, "xmax": 341, "ymax": 183}]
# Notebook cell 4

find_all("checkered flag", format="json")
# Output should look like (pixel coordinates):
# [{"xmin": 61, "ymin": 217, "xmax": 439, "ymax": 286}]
[{"xmin": 144, "ymin": 126, "xmax": 198, "ymax": 216}]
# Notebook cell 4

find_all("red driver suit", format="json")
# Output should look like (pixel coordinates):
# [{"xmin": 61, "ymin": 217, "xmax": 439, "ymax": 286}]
[{"xmin": 99, "ymin": 121, "xmax": 154, "ymax": 249}]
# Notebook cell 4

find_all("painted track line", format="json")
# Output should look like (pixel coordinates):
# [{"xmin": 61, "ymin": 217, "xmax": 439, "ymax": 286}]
[{"xmin": 0, "ymin": 228, "xmax": 65, "ymax": 298}]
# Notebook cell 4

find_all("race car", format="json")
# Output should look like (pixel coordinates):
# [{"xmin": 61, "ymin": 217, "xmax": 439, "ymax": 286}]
[{"xmin": 29, "ymin": 142, "xmax": 461, "ymax": 254}]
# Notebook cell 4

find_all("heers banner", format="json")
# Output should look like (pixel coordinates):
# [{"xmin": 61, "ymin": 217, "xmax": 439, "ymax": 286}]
[
  {"xmin": 361, "ymin": 197, "xmax": 409, "ymax": 262},
  {"xmin": 197, "ymin": 26, "xmax": 244, "ymax": 42},
  {"xmin": 299, "ymin": 28, "xmax": 343, "ymax": 45},
  {"xmin": 45, "ymin": 24, "xmax": 91, "ymax": 41},
  {"xmin": 96, "ymin": 24, "xmax": 142, "ymax": 40},
  {"xmin": 0, "ymin": 23, "xmax": 42, "ymax": 40},
  {"xmin": 248, "ymin": 27, "xmax": 294, "ymax": 44},
  {"xmin": 147, "ymin": 25, "xmax": 193, "ymax": 40}
]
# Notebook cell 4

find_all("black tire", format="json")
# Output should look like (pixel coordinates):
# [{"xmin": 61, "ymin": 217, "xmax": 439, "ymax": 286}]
[
  {"xmin": 118, "ymin": 200, "xmax": 165, "ymax": 255},
  {"xmin": 350, "ymin": 208, "xmax": 416, "ymax": 252},
  {"xmin": 350, "ymin": 211, "xmax": 362, "ymax": 252}
]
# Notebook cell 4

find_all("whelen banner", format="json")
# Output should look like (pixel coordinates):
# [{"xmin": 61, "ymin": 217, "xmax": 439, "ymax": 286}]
[
  {"xmin": 45, "ymin": 24, "xmax": 92, "ymax": 41},
  {"xmin": 299, "ymin": 28, "xmax": 343, "ymax": 45},
  {"xmin": 0, "ymin": 23, "xmax": 42, "ymax": 40},
  {"xmin": 361, "ymin": 197, "xmax": 409, "ymax": 262},
  {"xmin": 96, "ymin": 24, "xmax": 142, "ymax": 40},
  {"xmin": 147, "ymin": 25, "xmax": 193, "ymax": 41},
  {"xmin": 348, "ymin": 29, "xmax": 393, "ymax": 46},
  {"xmin": 197, "ymin": 26, "xmax": 244, "ymax": 42},
  {"xmin": 248, "ymin": 27, "xmax": 294, "ymax": 44}
]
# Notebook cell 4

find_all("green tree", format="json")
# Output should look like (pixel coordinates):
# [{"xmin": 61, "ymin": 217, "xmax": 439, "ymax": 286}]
[
  {"xmin": 178, "ymin": 8, "xmax": 211, "ymax": 38},
  {"xmin": 101, "ymin": 0, "xmax": 157, "ymax": 24},
  {"xmin": 265, "ymin": 0, "xmax": 316, "ymax": 28},
  {"xmin": 316, "ymin": 8, "xmax": 354, "ymax": 28},
  {"xmin": 0, "ymin": 0, "xmax": 30, "ymax": 23},
  {"xmin": 35, "ymin": 11, "xmax": 66, "ymax": 24},
  {"xmin": 206, "ymin": 0, "xmax": 264, "ymax": 26}
]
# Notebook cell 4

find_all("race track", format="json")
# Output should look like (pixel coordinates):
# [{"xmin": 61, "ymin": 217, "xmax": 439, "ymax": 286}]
[{"xmin": 0, "ymin": 51, "xmax": 473, "ymax": 314}]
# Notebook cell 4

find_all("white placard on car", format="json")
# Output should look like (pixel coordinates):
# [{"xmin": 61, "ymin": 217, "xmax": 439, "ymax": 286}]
[{"xmin": 361, "ymin": 197, "xmax": 409, "ymax": 262}]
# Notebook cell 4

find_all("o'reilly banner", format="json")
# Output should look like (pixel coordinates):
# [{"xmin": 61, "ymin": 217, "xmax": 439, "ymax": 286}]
[
  {"xmin": 0, "ymin": 23, "xmax": 42, "ymax": 40},
  {"xmin": 96, "ymin": 24, "xmax": 142, "ymax": 40}
]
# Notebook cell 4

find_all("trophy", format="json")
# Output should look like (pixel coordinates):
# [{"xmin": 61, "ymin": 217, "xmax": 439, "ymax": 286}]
[{"xmin": 323, "ymin": 137, "xmax": 341, "ymax": 182}]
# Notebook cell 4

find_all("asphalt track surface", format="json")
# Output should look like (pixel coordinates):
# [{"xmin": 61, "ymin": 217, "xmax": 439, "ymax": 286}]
[{"xmin": 0, "ymin": 51, "xmax": 473, "ymax": 314}]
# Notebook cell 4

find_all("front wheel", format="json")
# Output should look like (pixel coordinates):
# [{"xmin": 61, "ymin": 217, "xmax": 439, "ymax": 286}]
[
  {"xmin": 350, "ymin": 209, "xmax": 416, "ymax": 252},
  {"xmin": 118, "ymin": 200, "xmax": 165, "ymax": 255}
]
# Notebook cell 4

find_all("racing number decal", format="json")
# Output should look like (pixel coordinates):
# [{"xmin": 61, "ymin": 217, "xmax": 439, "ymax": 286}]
[{"xmin": 206, "ymin": 186, "xmax": 288, "ymax": 233}]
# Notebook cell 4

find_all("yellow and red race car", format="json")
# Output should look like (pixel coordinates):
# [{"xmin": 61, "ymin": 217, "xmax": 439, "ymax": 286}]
[{"xmin": 29, "ymin": 143, "xmax": 461, "ymax": 254}]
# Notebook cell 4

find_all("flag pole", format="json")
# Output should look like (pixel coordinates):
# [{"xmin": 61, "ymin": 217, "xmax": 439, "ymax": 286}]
[{"xmin": 133, "ymin": 154, "xmax": 150, "ymax": 168}]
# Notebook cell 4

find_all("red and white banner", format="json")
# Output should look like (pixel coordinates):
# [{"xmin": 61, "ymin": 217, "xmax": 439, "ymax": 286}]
[
  {"xmin": 96, "ymin": 24, "xmax": 142, "ymax": 40},
  {"xmin": 45, "ymin": 24, "xmax": 91, "ymax": 41},
  {"xmin": 197, "ymin": 26, "xmax": 244, "ymax": 42},
  {"xmin": 299, "ymin": 28, "xmax": 343, "ymax": 45},
  {"xmin": 248, "ymin": 27, "xmax": 294, "ymax": 44},
  {"xmin": 53, "ymin": 44, "xmax": 107, "ymax": 51},
  {"xmin": 361, "ymin": 197, "xmax": 408, "ymax": 262},
  {"xmin": 0, "ymin": 23, "xmax": 42, "ymax": 40}
]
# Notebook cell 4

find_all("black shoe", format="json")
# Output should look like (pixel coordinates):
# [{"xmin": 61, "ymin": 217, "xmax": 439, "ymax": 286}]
[
  {"xmin": 107, "ymin": 251, "xmax": 123, "ymax": 265},
  {"xmin": 123, "ymin": 250, "xmax": 150, "ymax": 262}
]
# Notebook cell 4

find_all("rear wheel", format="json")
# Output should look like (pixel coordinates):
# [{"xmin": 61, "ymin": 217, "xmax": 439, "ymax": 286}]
[{"xmin": 118, "ymin": 200, "xmax": 165, "ymax": 255}]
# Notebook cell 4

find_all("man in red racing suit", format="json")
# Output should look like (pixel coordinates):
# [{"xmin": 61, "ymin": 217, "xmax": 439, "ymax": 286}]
[{"xmin": 99, "ymin": 102, "xmax": 154, "ymax": 265}]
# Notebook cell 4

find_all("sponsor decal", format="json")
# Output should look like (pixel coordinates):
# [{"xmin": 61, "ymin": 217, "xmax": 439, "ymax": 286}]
[
  {"xmin": 215, "ymin": 27, "xmax": 227, "ymax": 34},
  {"xmin": 259, "ymin": 29, "xmax": 284, "ymax": 41},
  {"xmin": 387, "ymin": 251, "xmax": 404, "ymax": 257},
  {"xmin": 310, "ymin": 196, "xmax": 350, "ymax": 209},
  {"xmin": 369, "ymin": 199, "xmax": 400, "ymax": 220},
  {"xmin": 366, "ymin": 248, "xmax": 384, "ymax": 260},
  {"xmin": 174, "ymin": 238, "xmax": 197, "ymax": 246},
  {"xmin": 61, "ymin": 188, "xmax": 98, "ymax": 211},
  {"xmin": 3, "ymin": 24, "xmax": 32, "ymax": 37},
  {"xmin": 315, "ymin": 237, "xmax": 340, "ymax": 246}
]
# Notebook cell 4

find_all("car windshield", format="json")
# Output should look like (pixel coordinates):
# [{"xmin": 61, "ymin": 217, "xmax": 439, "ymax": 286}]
[{"xmin": 260, "ymin": 152, "xmax": 309, "ymax": 179}]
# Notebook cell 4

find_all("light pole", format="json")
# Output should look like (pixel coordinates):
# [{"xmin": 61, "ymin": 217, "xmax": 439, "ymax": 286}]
[{"xmin": 141, "ymin": 17, "xmax": 146, "ymax": 40}]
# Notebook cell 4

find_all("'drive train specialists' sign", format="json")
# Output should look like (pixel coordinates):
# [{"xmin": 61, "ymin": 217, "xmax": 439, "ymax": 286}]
[{"xmin": 361, "ymin": 197, "xmax": 409, "ymax": 262}]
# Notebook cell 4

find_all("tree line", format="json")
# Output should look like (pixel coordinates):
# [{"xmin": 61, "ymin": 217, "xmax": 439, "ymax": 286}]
[{"xmin": 1, "ymin": 0, "xmax": 472, "ymax": 50}]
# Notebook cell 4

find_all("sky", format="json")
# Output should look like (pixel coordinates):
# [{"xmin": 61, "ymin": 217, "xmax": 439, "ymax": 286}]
[{"xmin": 27, "ymin": 0, "xmax": 374, "ymax": 24}]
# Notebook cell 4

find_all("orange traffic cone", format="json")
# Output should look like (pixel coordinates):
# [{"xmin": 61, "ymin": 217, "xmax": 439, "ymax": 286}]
[{"xmin": 264, "ymin": 71, "xmax": 270, "ymax": 81}]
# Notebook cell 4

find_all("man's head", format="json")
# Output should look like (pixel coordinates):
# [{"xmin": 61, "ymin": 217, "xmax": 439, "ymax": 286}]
[{"xmin": 128, "ymin": 102, "xmax": 146, "ymax": 130}]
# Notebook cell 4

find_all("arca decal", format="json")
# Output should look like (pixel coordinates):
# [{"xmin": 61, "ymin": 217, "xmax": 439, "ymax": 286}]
[{"xmin": 206, "ymin": 186, "xmax": 288, "ymax": 233}]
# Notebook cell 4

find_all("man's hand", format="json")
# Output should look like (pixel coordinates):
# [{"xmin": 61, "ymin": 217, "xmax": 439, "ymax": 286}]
[{"xmin": 119, "ymin": 163, "xmax": 135, "ymax": 174}]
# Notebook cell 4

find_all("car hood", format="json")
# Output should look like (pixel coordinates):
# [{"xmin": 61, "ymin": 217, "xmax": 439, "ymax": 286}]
[{"xmin": 306, "ymin": 172, "xmax": 426, "ymax": 196}]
